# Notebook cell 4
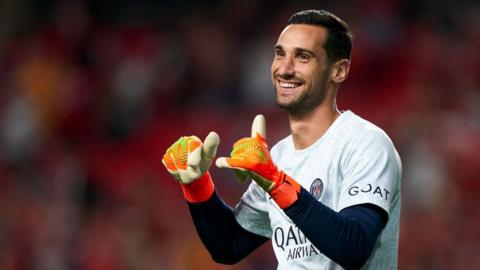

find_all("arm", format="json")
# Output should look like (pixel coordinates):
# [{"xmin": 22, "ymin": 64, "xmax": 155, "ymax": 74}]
[
  {"xmin": 188, "ymin": 190, "xmax": 269, "ymax": 264},
  {"xmin": 162, "ymin": 134, "xmax": 267, "ymax": 265},
  {"xmin": 285, "ymin": 188, "xmax": 387, "ymax": 269}
]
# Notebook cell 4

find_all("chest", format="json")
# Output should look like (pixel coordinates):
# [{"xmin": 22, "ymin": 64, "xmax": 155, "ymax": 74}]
[{"xmin": 273, "ymin": 145, "xmax": 345, "ymax": 211}]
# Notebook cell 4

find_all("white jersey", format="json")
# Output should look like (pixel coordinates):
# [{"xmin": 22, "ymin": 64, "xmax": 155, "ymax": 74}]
[{"xmin": 234, "ymin": 110, "xmax": 402, "ymax": 269}]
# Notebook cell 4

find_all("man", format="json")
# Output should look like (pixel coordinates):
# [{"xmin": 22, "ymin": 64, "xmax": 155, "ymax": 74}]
[{"xmin": 162, "ymin": 10, "xmax": 401, "ymax": 269}]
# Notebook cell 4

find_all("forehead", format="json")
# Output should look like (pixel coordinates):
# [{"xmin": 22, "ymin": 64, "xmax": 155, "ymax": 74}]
[{"xmin": 276, "ymin": 24, "xmax": 327, "ymax": 53}]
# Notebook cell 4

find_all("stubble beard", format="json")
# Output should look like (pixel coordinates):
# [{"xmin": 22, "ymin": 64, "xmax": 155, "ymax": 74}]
[{"xmin": 276, "ymin": 69, "xmax": 330, "ymax": 118}]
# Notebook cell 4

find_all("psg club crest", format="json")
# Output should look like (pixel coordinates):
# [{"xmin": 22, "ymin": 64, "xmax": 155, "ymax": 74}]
[{"xmin": 310, "ymin": 178, "xmax": 324, "ymax": 199}]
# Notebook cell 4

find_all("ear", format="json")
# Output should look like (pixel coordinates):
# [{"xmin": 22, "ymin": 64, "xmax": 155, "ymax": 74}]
[{"xmin": 330, "ymin": 59, "xmax": 350, "ymax": 84}]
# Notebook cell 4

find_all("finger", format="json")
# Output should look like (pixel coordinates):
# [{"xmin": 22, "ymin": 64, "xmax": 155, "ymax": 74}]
[
  {"xmin": 215, "ymin": 157, "xmax": 249, "ymax": 182},
  {"xmin": 187, "ymin": 136, "xmax": 202, "ymax": 167},
  {"xmin": 162, "ymin": 157, "xmax": 176, "ymax": 172},
  {"xmin": 162, "ymin": 152, "xmax": 175, "ymax": 170},
  {"xmin": 215, "ymin": 157, "xmax": 232, "ymax": 169},
  {"xmin": 178, "ymin": 169, "xmax": 195, "ymax": 184},
  {"xmin": 251, "ymin": 114, "xmax": 266, "ymax": 139},
  {"xmin": 162, "ymin": 158, "xmax": 181, "ymax": 180},
  {"xmin": 215, "ymin": 156, "xmax": 249, "ymax": 170},
  {"xmin": 165, "ymin": 137, "xmax": 189, "ymax": 170},
  {"xmin": 187, "ymin": 143, "xmax": 202, "ymax": 167},
  {"xmin": 186, "ymin": 165, "xmax": 202, "ymax": 180},
  {"xmin": 202, "ymin": 131, "xmax": 220, "ymax": 159},
  {"xmin": 169, "ymin": 152, "xmax": 185, "ymax": 170}
]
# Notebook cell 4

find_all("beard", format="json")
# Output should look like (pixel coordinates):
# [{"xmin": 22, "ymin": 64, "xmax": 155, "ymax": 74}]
[{"xmin": 276, "ymin": 68, "xmax": 330, "ymax": 117}]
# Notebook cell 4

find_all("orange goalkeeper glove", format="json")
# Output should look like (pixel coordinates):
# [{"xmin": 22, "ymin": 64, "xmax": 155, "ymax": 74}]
[
  {"xmin": 216, "ymin": 115, "xmax": 301, "ymax": 209},
  {"xmin": 162, "ymin": 132, "xmax": 219, "ymax": 203}
]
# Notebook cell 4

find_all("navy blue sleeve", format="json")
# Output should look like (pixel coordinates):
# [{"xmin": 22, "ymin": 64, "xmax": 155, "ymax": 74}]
[
  {"xmin": 187, "ymin": 191, "xmax": 269, "ymax": 264},
  {"xmin": 284, "ymin": 188, "xmax": 388, "ymax": 269}
]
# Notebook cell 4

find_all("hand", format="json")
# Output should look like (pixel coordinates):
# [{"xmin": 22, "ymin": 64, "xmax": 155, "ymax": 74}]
[
  {"xmin": 216, "ymin": 115, "xmax": 279, "ymax": 190},
  {"xmin": 162, "ymin": 132, "xmax": 219, "ymax": 184},
  {"xmin": 216, "ymin": 115, "xmax": 301, "ymax": 208}
]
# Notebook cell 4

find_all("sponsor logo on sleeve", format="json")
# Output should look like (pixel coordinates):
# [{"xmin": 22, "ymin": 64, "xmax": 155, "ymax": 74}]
[{"xmin": 347, "ymin": 183, "xmax": 391, "ymax": 201}]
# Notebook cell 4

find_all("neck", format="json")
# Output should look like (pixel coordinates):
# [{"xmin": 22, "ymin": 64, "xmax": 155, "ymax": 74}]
[{"xmin": 288, "ymin": 99, "xmax": 340, "ymax": 150}]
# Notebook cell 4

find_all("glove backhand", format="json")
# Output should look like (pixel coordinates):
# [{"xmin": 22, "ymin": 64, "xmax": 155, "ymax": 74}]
[
  {"xmin": 216, "ymin": 115, "xmax": 301, "ymax": 208},
  {"xmin": 217, "ymin": 133, "xmax": 282, "ymax": 191},
  {"xmin": 162, "ymin": 131, "xmax": 219, "ymax": 184}
]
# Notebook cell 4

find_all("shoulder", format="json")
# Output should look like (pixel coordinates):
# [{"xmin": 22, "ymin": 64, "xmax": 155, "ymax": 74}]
[
  {"xmin": 338, "ymin": 111, "xmax": 402, "ymax": 172},
  {"xmin": 338, "ymin": 111, "xmax": 397, "ymax": 152}
]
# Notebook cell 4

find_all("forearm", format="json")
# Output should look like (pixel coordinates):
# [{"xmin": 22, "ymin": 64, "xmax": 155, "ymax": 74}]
[
  {"xmin": 283, "ymin": 188, "xmax": 387, "ymax": 269},
  {"xmin": 188, "ymin": 191, "xmax": 268, "ymax": 264}
]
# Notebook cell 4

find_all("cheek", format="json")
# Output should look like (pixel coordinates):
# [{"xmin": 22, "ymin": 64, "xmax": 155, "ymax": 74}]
[
  {"xmin": 270, "ymin": 65, "xmax": 279, "ymax": 84},
  {"xmin": 307, "ymin": 66, "xmax": 327, "ymax": 85},
  {"xmin": 270, "ymin": 61, "xmax": 278, "ymax": 76}
]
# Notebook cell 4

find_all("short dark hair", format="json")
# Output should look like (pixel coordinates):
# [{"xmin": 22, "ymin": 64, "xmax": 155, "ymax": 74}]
[{"xmin": 287, "ymin": 10, "xmax": 353, "ymax": 63}]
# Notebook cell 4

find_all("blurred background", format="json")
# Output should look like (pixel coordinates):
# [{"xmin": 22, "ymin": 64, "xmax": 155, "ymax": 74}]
[{"xmin": 0, "ymin": 0, "xmax": 479, "ymax": 269}]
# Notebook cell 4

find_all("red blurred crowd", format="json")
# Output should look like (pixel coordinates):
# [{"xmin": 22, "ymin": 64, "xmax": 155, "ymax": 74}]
[{"xmin": 0, "ymin": 0, "xmax": 479, "ymax": 269}]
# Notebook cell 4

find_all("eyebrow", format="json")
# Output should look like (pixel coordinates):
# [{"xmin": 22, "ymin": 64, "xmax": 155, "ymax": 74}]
[{"xmin": 274, "ymin": 45, "xmax": 317, "ymax": 57}]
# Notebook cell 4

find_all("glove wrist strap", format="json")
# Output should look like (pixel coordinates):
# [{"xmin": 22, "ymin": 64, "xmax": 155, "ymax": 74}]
[
  {"xmin": 180, "ymin": 172, "xmax": 215, "ymax": 203},
  {"xmin": 269, "ymin": 172, "xmax": 301, "ymax": 209}
]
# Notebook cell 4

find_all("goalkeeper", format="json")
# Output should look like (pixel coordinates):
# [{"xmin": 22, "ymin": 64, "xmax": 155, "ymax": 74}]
[{"xmin": 162, "ymin": 10, "xmax": 401, "ymax": 270}]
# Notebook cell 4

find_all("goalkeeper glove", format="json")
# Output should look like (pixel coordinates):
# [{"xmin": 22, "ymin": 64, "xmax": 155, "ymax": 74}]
[
  {"xmin": 162, "ymin": 132, "xmax": 220, "ymax": 203},
  {"xmin": 216, "ymin": 115, "xmax": 301, "ymax": 209}
]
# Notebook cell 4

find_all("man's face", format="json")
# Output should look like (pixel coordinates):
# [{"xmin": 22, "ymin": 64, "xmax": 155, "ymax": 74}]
[{"xmin": 271, "ymin": 24, "xmax": 331, "ymax": 116}]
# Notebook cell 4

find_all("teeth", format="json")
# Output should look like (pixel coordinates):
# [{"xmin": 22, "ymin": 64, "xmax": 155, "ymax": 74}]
[{"xmin": 279, "ymin": 82, "xmax": 298, "ymax": 88}]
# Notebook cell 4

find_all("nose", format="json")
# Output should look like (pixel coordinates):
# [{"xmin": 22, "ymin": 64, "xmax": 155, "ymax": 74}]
[{"xmin": 276, "ymin": 56, "xmax": 295, "ymax": 78}]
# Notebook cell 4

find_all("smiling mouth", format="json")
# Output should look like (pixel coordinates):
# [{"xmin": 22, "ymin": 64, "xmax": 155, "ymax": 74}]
[{"xmin": 278, "ymin": 80, "xmax": 302, "ymax": 90}]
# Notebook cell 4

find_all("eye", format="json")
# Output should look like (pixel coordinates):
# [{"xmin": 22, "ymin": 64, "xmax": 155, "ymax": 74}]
[
  {"xmin": 297, "ymin": 53, "xmax": 310, "ymax": 62},
  {"xmin": 274, "ymin": 48, "xmax": 285, "ymax": 58}
]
